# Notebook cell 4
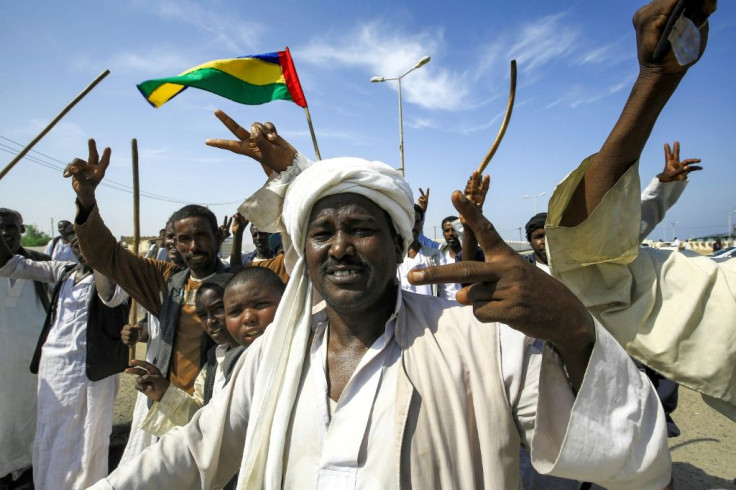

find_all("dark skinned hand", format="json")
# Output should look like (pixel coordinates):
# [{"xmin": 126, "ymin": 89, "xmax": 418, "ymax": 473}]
[
  {"xmin": 635, "ymin": 0, "xmax": 716, "ymax": 78},
  {"xmin": 417, "ymin": 188, "xmax": 430, "ymax": 212},
  {"xmin": 205, "ymin": 110, "xmax": 297, "ymax": 177},
  {"xmin": 63, "ymin": 139, "xmax": 111, "ymax": 212},
  {"xmin": 125, "ymin": 359, "xmax": 169, "ymax": 403},
  {"xmin": 409, "ymin": 190, "xmax": 595, "ymax": 390},
  {"xmin": 659, "ymin": 141, "xmax": 702, "ymax": 182}
]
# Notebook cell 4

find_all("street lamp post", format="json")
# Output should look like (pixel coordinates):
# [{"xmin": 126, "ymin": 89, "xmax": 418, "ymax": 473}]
[
  {"xmin": 371, "ymin": 56, "xmax": 431, "ymax": 177},
  {"xmin": 670, "ymin": 221, "xmax": 680, "ymax": 242},
  {"xmin": 523, "ymin": 192, "xmax": 546, "ymax": 214},
  {"xmin": 728, "ymin": 209, "xmax": 736, "ymax": 242}
]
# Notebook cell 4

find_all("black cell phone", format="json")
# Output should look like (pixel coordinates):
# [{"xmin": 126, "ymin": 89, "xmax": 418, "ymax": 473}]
[{"xmin": 652, "ymin": 0, "xmax": 689, "ymax": 60}]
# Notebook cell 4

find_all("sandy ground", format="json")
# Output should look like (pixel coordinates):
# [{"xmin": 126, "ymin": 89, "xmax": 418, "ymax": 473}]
[{"xmin": 110, "ymin": 356, "xmax": 735, "ymax": 489}]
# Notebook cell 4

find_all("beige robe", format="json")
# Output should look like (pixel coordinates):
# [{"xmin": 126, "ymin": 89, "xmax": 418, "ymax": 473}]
[
  {"xmin": 546, "ymin": 156, "xmax": 736, "ymax": 419},
  {"xmin": 91, "ymin": 292, "xmax": 669, "ymax": 489}
]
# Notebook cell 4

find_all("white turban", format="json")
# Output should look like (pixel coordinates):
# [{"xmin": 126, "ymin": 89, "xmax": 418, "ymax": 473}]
[{"xmin": 236, "ymin": 155, "xmax": 414, "ymax": 489}]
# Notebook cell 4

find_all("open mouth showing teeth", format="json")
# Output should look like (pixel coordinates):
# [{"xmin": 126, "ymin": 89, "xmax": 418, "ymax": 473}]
[{"xmin": 332, "ymin": 270, "xmax": 358, "ymax": 277}]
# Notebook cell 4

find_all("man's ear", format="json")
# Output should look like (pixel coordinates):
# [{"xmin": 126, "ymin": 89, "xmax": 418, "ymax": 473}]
[
  {"xmin": 215, "ymin": 228, "xmax": 225, "ymax": 248},
  {"xmin": 394, "ymin": 233, "xmax": 404, "ymax": 264},
  {"xmin": 20, "ymin": 224, "xmax": 26, "ymax": 234}
]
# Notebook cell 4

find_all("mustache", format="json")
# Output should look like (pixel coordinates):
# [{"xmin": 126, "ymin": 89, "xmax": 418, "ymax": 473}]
[
  {"xmin": 321, "ymin": 257, "xmax": 368, "ymax": 273},
  {"xmin": 185, "ymin": 252, "xmax": 208, "ymax": 260}
]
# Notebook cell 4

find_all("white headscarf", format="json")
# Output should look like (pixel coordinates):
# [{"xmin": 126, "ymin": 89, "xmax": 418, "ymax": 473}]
[{"xmin": 237, "ymin": 155, "xmax": 414, "ymax": 489}]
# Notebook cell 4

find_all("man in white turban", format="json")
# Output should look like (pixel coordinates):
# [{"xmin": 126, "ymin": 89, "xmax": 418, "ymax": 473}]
[{"xmin": 81, "ymin": 106, "xmax": 670, "ymax": 487}]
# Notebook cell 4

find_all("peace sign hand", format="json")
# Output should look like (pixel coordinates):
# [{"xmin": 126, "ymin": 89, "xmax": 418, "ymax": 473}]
[
  {"xmin": 660, "ymin": 141, "xmax": 702, "ymax": 182},
  {"xmin": 219, "ymin": 215, "xmax": 233, "ymax": 240},
  {"xmin": 205, "ymin": 110, "xmax": 297, "ymax": 176},
  {"xmin": 409, "ymin": 190, "xmax": 595, "ymax": 389}
]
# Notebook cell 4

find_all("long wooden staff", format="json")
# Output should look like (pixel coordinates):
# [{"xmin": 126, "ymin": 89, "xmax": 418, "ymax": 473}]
[
  {"xmin": 128, "ymin": 139, "xmax": 140, "ymax": 362},
  {"xmin": 477, "ymin": 60, "xmax": 517, "ymax": 174},
  {"xmin": 0, "ymin": 70, "xmax": 110, "ymax": 181}
]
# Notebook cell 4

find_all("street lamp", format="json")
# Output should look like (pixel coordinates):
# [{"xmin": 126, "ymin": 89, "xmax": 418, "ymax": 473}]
[
  {"xmin": 670, "ymin": 221, "xmax": 680, "ymax": 242},
  {"xmin": 371, "ymin": 55, "xmax": 431, "ymax": 177},
  {"xmin": 523, "ymin": 192, "xmax": 546, "ymax": 214},
  {"xmin": 728, "ymin": 209, "xmax": 736, "ymax": 242}
]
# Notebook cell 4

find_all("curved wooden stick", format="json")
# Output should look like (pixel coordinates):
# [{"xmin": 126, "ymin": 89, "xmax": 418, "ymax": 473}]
[{"xmin": 477, "ymin": 60, "xmax": 516, "ymax": 174}]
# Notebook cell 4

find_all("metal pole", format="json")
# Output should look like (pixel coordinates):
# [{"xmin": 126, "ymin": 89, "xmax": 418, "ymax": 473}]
[
  {"xmin": 397, "ymin": 77, "xmax": 405, "ymax": 177},
  {"xmin": 50, "ymin": 218, "xmax": 54, "ymax": 239},
  {"xmin": 303, "ymin": 106, "xmax": 321, "ymax": 160}
]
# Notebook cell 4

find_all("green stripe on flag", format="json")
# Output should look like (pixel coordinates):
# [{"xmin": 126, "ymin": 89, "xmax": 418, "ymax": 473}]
[{"xmin": 138, "ymin": 68, "xmax": 294, "ymax": 108}]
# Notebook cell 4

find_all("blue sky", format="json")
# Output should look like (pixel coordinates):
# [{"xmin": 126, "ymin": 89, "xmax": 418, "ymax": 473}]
[{"xmin": 2, "ymin": 0, "xmax": 735, "ymax": 244}]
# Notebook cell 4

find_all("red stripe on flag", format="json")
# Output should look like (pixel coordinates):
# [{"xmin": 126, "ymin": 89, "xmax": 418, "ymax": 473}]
[{"xmin": 279, "ymin": 47, "xmax": 307, "ymax": 108}]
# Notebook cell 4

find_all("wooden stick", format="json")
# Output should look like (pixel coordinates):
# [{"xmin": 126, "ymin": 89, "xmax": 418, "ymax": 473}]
[
  {"xmin": 0, "ymin": 70, "xmax": 110, "ymax": 181},
  {"xmin": 128, "ymin": 138, "xmax": 140, "ymax": 363},
  {"xmin": 304, "ymin": 106, "xmax": 322, "ymax": 160},
  {"xmin": 477, "ymin": 60, "xmax": 517, "ymax": 175}
]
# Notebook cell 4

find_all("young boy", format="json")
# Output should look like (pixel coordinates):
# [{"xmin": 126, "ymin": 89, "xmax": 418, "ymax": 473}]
[
  {"xmin": 128, "ymin": 267, "xmax": 285, "ymax": 435},
  {"xmin": 223, "ymin": 266, "xmax": 285, "ymax": 348}
]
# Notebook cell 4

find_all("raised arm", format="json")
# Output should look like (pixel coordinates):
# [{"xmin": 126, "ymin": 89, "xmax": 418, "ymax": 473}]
[
  {"xmin": 640, "ymin": 140, "xmax": 702, "ymax": 238},
  {"xmin": 561, "ymin": 0, "xmax": 716, "ymax": 227},
  {"xmin": 229, "ymin": 212, "xmax": 249, "ymax": 268},
  {"xmin": 64, "ymin": 139, "xmax": 176, "ymax": 315}
]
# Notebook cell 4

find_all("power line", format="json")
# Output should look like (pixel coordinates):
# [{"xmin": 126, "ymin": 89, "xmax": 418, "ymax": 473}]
[{"xmin": 0, "ymin": 135, "xmax": 243, "ymax": 207}]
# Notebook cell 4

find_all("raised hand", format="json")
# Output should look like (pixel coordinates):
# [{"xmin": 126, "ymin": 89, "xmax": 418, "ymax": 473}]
[
  {"xmin": 205, "ymin": 109, "xmax": 297, "ymax": 176},
  {"xmin": 459, "ymin": 171, "xmax": 490, "ymax": 262},
  {"xmin": 417, "ymin": 187, "xmax": 430, "ymax": 212},
  {"xmin": 231, "ymin": 212, "xmax": 249, "ymax": 236},
  {"xmin": 635, "ymin": 0, "xmax": 716, "ymax": 77},
  {"xmin": 125, "ymin": 359, "xmax": 169, "ymax": 402},
  {"xmin": 660, "ymin": 141, "xmax": 702, "ymax": 182},
  {"xmin": 219, "ymin": 215, "xmax": 233, "ymax": 240},
  {"xmin": 463, "ymin": 171, "xmax": 490, "ymax": 214},
  {"xmin": 409, "ymin": 191, "xmax": 595, "ymax": 389},
  {"xmin": 62, "ymin": 139, "xmax": 111, "ymax": 210}
]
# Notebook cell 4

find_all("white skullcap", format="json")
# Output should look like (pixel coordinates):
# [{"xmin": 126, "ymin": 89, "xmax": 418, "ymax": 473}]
[{"xmin": 280, "ymin": 157, "xmax": 415, "ymax": 272}]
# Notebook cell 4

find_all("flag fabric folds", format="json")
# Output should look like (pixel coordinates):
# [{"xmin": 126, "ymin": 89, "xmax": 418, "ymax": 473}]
[{"xmin": 137, "ymin": 48, "xmax": 307, "ymax": 109}]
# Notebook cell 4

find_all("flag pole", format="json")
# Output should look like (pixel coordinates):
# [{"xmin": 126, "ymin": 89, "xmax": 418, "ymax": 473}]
[
  {"xmin": 303, "ymin": 106, "xmax": 321, "ymax": 160},
  {"xmin": 0, "ymin": 69, "xmax": 110, "ymax": 181},
  {"xmin": 477, "ymin": 60, "xmax": 516, "ymax": 175},
  {"xmin": 128, "ymin": 138, "xmax": 140, "ymax": 363}
]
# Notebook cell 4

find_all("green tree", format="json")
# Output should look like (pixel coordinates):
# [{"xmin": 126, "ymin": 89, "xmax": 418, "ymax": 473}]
[{"xmin": 21, "ymin": 223, "xmax": 52, "ymax": 247}]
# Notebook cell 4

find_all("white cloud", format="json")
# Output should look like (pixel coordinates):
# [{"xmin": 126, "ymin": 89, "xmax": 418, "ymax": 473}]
[
  {"xmin": 109, "ymin": 51, "xmax": 191, "ymax": 74},
  {"xmin": 575, "ymin": 36, "xmax": 634, "ymax": 66},
  {"xmin": 133, "ymin": 0, "xmax": 265, "ymax": 53},
  {"xmin": 299, "ymin": 22, "xmax": 469, "ymax": 111},
  {"xmin": 406, "ymin": 117, "xmax": 438, "ymax": 130},
  {"xmin": 478, "ymin": 13, "xmax": 580, "ymax": 85}
]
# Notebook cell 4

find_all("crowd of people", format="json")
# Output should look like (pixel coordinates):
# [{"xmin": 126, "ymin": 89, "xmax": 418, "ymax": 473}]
[{"xmin": 1, "ymin": 0, "xmax": 732, "ymax": 489}]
